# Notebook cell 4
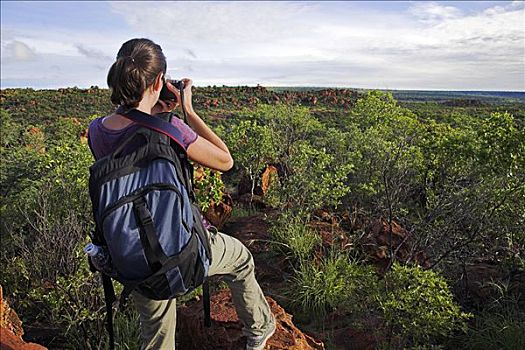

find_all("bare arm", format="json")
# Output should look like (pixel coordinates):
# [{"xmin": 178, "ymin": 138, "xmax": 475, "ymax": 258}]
[
  {"xmin": 159, "ymin": 79, "xmax": 233, "ymax": 172},
  {"xmin": 186, "ymin": 110, "xmax": 233, "ymax": 172}
]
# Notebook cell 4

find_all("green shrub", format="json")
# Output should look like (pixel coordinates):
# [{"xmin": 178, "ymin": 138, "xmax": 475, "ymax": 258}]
[
  {"xmin": 238, "ymin": 104, "xmax": 354, "ymax": 213},
  {"xmin": 281, "ymin": 140, "xmax": 352, "ymax": 214},
  {"xmin": 288, "ymin": 255, "xmax": 379, "ymax": 321},
  {"xmin": 344, "ymin": 91, "xmax": 425, "ymax": 217},
  {"xmin": 0, "ymin": 109, "xmax": 21, "ymax": 147},
  {"xmin": 112, "ymin": 308, "xmax": 142, "ymax": 350},
  {"xmin": 230, "ymin": 203, "xmax": 258, "ymax": 218},
  {"xmin": 269, "ymin": 211, "xmax": 320, "ymax": 262},
  {"xmin": 0, "ymin": 115, "xmax": 105, "ymax": 348},
  {"xmin": 379, "ymin": 263, "xmax": 471, "ymax": 347}
]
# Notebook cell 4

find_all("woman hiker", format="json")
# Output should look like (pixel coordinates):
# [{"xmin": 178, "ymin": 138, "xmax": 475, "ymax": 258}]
[{"xmin": 87, "ymin": 38, "xmax": 275, "ymax": 350}]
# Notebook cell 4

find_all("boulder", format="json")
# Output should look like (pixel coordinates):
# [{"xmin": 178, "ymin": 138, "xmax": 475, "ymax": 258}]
[
  {"xmin": 0, "ymin": 286, "xmax": 23, "ymax": 338},
  {"xmin": 204, "ymin": 193, "xmax": 233, "ymax": 230},
  {"xmin": 177, "ymin": 289, "xmax": 324, "ymax": 350},
  {"xmin": 362, "ymin": 218, "xmax": 429, "ymax": 271},
  {"xmin": 463, "ymin": 262, "xmax": 525, "ymax": 304},
  {"xmin": 0, "ymin": 285, "xmax": 47, "ymax": 350},
  {"xmin": 0, "ymin": 329, "xmax": 47, "ymax": 350}
]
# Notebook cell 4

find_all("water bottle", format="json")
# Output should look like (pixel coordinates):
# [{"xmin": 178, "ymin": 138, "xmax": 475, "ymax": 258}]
[{"xmin": 84, "ymin": 243, "xmax": 116, "ymax": 277}]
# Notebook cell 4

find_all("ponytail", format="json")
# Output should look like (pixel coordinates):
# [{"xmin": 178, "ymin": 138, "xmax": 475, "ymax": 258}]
[{"xmin": 107, "ymin": 38, "xmax": 167, "ymax": 108}]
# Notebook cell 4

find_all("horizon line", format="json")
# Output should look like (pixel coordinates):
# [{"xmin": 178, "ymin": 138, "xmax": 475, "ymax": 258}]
[{"xmin": 1, "ymin": 85, "xmax": 524, "ymax": 94}]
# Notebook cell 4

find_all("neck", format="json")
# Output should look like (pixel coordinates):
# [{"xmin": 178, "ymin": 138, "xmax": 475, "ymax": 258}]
[{"xmin": 135, "ymin": 91, "xmax": 157, "ymax": 115}]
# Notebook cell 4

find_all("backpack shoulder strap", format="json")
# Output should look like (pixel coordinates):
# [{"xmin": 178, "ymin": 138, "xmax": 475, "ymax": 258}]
[{"xmin": 117, "ymin": 106, "xmax": 187, "ymax": 153}]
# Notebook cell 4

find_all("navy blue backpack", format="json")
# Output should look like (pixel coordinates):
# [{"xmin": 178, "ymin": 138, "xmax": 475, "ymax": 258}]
[{"xmin": 88, "ymin": 108, "xmax": 212, "ymax": 348}]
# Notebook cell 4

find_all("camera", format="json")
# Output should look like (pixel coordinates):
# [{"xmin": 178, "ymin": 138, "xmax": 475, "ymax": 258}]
[{"xmin": 159, "ymin": 79, "xmax": 185, "ymax": 102}]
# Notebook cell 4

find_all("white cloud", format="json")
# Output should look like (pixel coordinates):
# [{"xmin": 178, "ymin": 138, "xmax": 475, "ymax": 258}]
[
  {"xmin": 408, "ymin": 2, "xmax": 462, "ymax": 23},
  {"xmin": 2, "ymin": 40, "xmax": 37, "ymax": 61},
  {"xmin": 110, "ymin": 1, "xmax": 313, "ymax": 46},
  {"xmin": 1, "ymin": 1, "xmax": 524, "ymax": 90}
]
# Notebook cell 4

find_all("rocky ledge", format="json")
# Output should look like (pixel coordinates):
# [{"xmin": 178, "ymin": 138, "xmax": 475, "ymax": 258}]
[
  {"xmin": 177, "ymin": 289, "xmax": 324, "ymax": 350},
  {"xmin": 0, "ymin": 285, "xmax": 47, "ymax": 350}
]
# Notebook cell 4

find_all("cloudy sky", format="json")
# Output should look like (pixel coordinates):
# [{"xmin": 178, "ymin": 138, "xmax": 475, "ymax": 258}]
[{"xmin": 1, "ymin": 1, "xmax": 524, "ymax": 90}]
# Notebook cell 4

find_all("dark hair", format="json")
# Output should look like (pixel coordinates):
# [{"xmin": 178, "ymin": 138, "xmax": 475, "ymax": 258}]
[{"xmin": 107, "ymin": 38, "xmax": 167, "ymax": 108}]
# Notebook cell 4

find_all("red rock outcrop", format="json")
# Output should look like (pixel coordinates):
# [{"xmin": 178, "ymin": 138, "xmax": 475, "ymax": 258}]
[
  {"xmin": 177, "ymin": 289, "xmax": 324, "ymax": 350},
  {"xmin": 205, "ymin": 193, "xmax": 233, "ymax": 230},
  {"xmin": 260, "ymin": 166, "xmax": 278, "ymax": 196},
  {"xmin": 362, "ymin": 218, "xmax": 429, "ymax": 272},
  {"xmin": 0, "ymin": 285, "xmax": 47, "ymax": 350},
  {"xmin": 0, "ymin": 329, "xmax": 47, "ymax": 350},
  {"xmin": 0, "ymin": 286, "xmax": 23, "ymax": 338},
  {"xmin": 237, "ymin": 165, "xmax": 279, "ymax": 199}
]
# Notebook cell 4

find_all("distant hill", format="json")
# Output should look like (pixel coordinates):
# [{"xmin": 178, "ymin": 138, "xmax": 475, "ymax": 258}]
[{"xmin": 268, "ymin": 87, "xmax": 525, "ymax": 104}]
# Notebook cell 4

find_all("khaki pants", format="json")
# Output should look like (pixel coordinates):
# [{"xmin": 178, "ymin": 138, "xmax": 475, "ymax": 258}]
[{"xmin": 132, "ymin": 230, "xmax": 273, "ymax": 350}]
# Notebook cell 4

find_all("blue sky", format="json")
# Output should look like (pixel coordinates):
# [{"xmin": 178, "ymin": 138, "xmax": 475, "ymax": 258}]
[{"xmin": 1, "ymin": 1, "xmax": 524, "ymax": 90}]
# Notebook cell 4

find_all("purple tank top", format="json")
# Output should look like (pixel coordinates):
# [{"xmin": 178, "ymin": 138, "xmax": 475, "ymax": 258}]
[{"xmin": 88, "ymin": 114, "xmax": 197, "ymax": 160}]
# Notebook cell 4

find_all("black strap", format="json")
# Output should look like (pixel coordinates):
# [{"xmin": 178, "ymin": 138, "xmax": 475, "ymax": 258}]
[
  {"xmin": 133, "ymin": 197, "xmax": 168, "ymax": 271},
  {"xmin": 203, "ymin": 279, "xmax": 211, "ymax": 327},
  {"xmin": 101, "ymin": 274, "xmax": 116, "ymax": 350}
]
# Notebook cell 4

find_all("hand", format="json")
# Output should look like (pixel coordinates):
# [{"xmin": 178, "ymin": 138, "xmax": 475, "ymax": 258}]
[{"xmin": 172, "ymin": 78, "xmax": 195, "ymax": 115}]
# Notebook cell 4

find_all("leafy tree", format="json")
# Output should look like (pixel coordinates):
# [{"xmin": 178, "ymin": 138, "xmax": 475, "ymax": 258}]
[{"xmin": 222, "ymin": 119, "xmax": 277, "ymax": 201}]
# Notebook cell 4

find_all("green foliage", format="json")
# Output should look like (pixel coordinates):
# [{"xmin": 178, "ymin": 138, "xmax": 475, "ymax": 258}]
[
  {"xmin": 288, "ymin": 255, "xmax": 379, "ymax": 321},
  {"xmin": 457, "ymin": 308, "xmax": 525, "ymax": 350},
  {"xmin": 449, "ymin": 282, "xmax": 525, "ymax": 350},
  {"xmin": 477, "ymin": 111, "xmax": 524, "ymax": 176},
  {"xmin": 1, "ymin": 87, "xmax": 523, "ymax": 349},
  {"xmin": 248, "ymin": 104, "xmax": 354, "ymax": 213},
  {"xmin": 281, "ymin": 140, "xmax": 352, "ymax": 213},
  {"xmin": 27, "ymin": 258, "xmax": 106, "ymax": 349},
  {"xmin": 0, "ymin": 87, "xmax": 114, "ymax": 125},
  {"xmin": 222, "ymin": 119, "xmax": 277, "ymax": 199},
  {"xmin": 0, "ymin": 113, "xmax": 106, "ymax": 348},
  {"xmin": 415, "ymin": 110, "xmax": 525, "ymax": 272},
  {"xmin": 379, "ymin": 263, "xmax": 471, "ymax": 346},
  {"xmin": 345, "ymin": 91, "xmax": 426, "ymax": 216},
  {"xmin": 112, "ymin": 308, "xmax": 143, "ymax": 350},
  {"xmin": 269, "ymin": 211, "xmax": 321, "ymax": 262},
  {"xmin": 1, "ymin": 118, "xmax": 93, "ymax": 240},
  {"xmin": 0, "ymin": 109, "xmax": 21, "ymax": 147},
  {"xmin": 230, "ymin": 203, "xmax": 258, "ymax": 218},
  {"xmin": 194, "ymin": 167, "xmax": 225, "ymax": 211},
  {"xmin": 349, "ymin": 91, "xmax": 409, "ymax": 130}
]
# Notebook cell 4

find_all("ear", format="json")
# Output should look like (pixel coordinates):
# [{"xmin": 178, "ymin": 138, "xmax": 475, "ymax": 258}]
[{"xmin": 153, "ymin": 73, "xmax": 164, "ymax": 92}]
